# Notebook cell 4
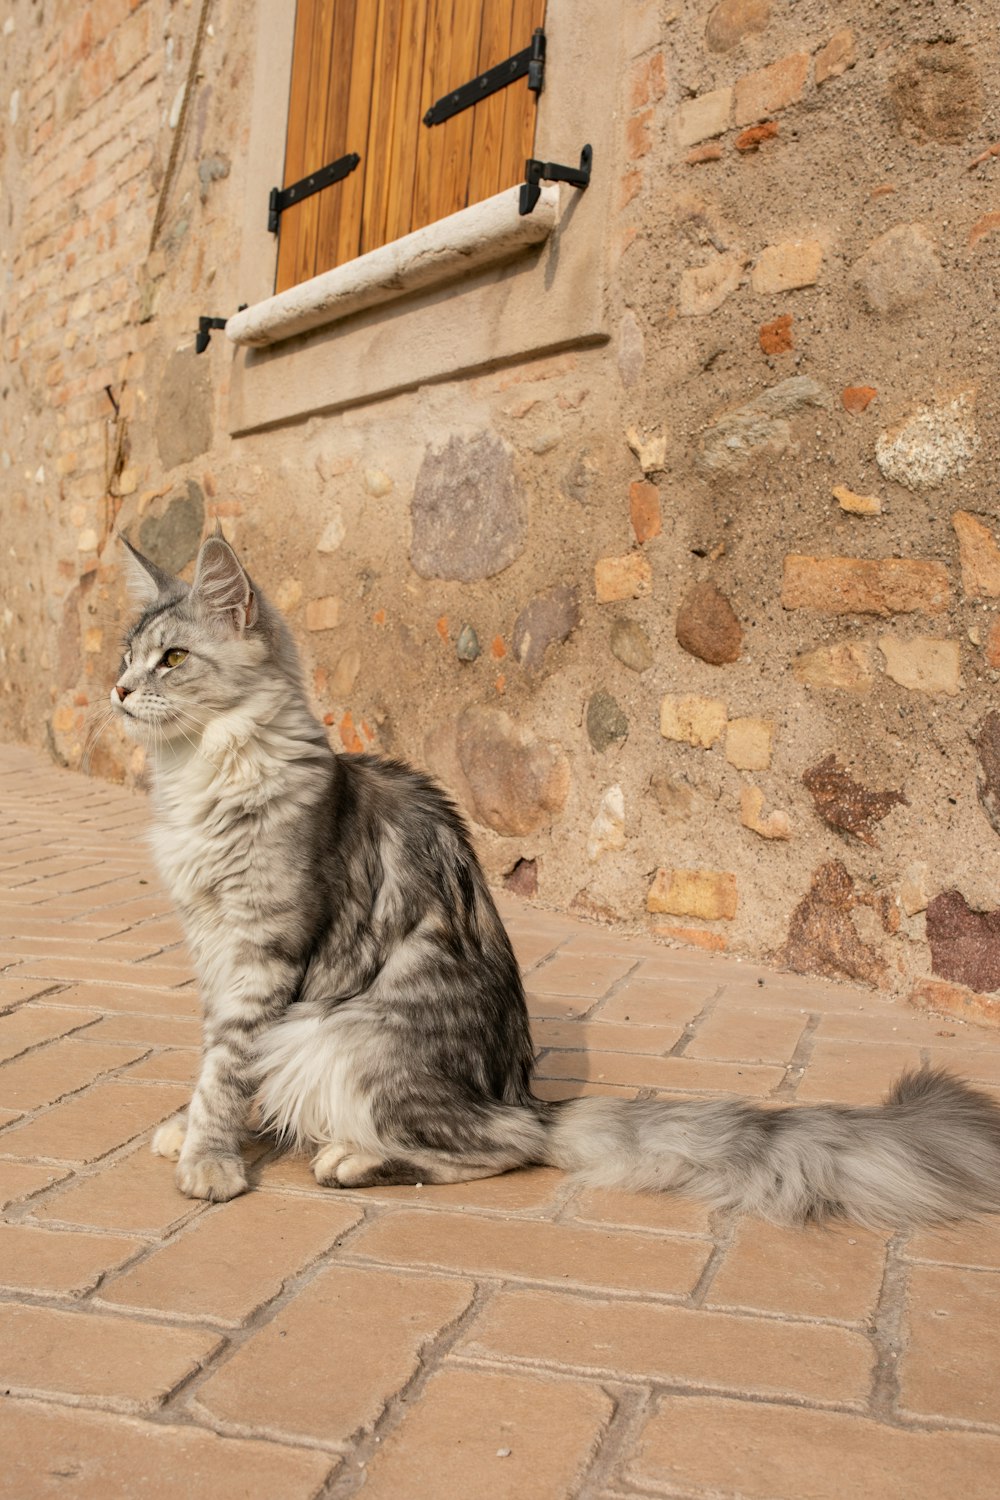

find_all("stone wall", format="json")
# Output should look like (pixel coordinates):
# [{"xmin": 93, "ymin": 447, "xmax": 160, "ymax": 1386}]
[{"xmin": 3, "ymin": 0, "xmax": 1000, "ymax": 1011}]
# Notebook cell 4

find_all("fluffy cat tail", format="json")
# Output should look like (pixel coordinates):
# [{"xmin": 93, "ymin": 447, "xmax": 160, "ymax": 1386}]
[{"xmin": 541, "ymin": 1068, "xmax": 1000, "ymax": 1228}]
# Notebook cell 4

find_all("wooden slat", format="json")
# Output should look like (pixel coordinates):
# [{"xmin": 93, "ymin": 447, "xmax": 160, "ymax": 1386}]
[
  {"xmin": 332, "ymin": 0, "xmax": 381, "ymax": 268},
  {"xmin": 414, "ymin": 0, "xmax": 483, "ymax": 229},
  {"xmin": 383, "ymin": 0, "xmax": 431, "ymax": 245},
  {"xmin": 274, "ymin": 0, "xmax": 321, "ymax": 294},
  {"xmin": 359, "ymin": 0, "xmax": 405, "ymax": 256},
  {"xmin": 465, "ymin": 4, "xmax": 514, "ymax": 206},
  {"xmin": 495, "ymin": 0, "xmax": 546, "ymax": 192},
  {"xmin": 313, "ymin": 0, "xmax": 359, "ymax": 277}
]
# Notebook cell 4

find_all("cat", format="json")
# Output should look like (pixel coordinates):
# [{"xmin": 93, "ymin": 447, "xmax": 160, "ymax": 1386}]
[{"xmin": 110, "ymin": 529, "xmax": 1000, "ymax": 1228}]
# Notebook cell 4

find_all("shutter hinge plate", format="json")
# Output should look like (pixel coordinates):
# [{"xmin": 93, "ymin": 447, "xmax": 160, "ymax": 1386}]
[
  {"xmin": 269, "ymin": 151, "xmax": 361, "ymax": 233},
  {"xmin": 424, "ymin": 28, "xmax": 545, "ymax": 127}
]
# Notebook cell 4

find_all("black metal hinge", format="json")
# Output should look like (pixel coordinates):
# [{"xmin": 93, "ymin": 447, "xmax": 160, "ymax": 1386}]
[
  {"xmin": 519, "ymin": 144, "xmax": 592, "ymax": 215},
  {"xmin": 268, "ymin": 151, "xmax": 361, "ymax": 233},
  {"xmin": 424, "ymin": 27, "xmax": 545, "ymax": 127}
]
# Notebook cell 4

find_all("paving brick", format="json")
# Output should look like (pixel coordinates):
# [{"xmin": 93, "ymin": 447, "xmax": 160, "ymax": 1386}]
[
  {"xmin": 259, "ymin": 1152, "xmax": 564, "ymax": 1213},
  {"xmin": 99, "ymin": 1191, "xmax": 364, "ymax": 1325},
  {"xmin": 795, "ymin": 1039, "xmax": 923, "ymax": 1104},
  {"xmin": 572, "ymin": 1182, "xmax": 710, "ymax": 1238},
  {"xmin": 900, "ymin": 1263, "xmax": 1000, "ymax": 1424},
  {"xmin": 356, "ymin": 1368, "xmax": 612, "ymax": 1500},
  {"xmin": 461, "ymin": 1287, "xmax": 872, "ymax": 1402},
  {"xmin": 40, "ymin": 982, "xmax": 200, "ymax": 1016},
  {"xmin": 0, "ymin": 1002, "xmax": 102, "ymax": 1062},
  {"xmin": 684, "ymin": 1007, "xmax": 809, "ymax": 1062},
  {"xmin": 78, "ymin": 1012, "xmax": 202, "ymax": 1047},
  {"xmin": 197, "ymin": 1265, "xmax": 473, "ymax": 1443},
  {"xmin": 0, "ymin": 975, "xmax": 61, "ymax": 1011},
  {"xmin": 525, "ymin": 952, "xmax": 636, "ymax": 1000},
  {"xmin": 7, "ymin": 957, "xmax": 193, "ymax": 987},
  {"xmin": 0, "ymin": 1303, "xmax": 222, "ymax": 1410},
  {"xmin": 0, "ymin": 1159, "xmax": 70, "ymax": 1209},
  {"xmin": 907, "ymin": 1216, "xmax": 1000, "ymax": 1269},
  {"xmin": 0, "ymin": 1080, "xmax": 190, "ymax": 1163},
  {"xmin": 0, "ymin": 1222, "xmax": 140, "ymax": 1296},
  {"xmin": 599, "ymin": 978, "xmax": 717, "ymax": 1026},
  {"xmin": 535, "ymin": 1050, "xmax": 784, "ymax": 1096},
  {"xmin": 627, "ymin": 1395, "xmax": 1000, "ymax": 1499},
  {"xmin": 708, "ymin": 1221, "xmax": 889, "ymax": 1320},
  {"xmin": 0, "ymin": 1036, "xmax": 147, "ymax": 1112},
  {"xmin": 532, "ymin": 1017, "xmax": 683, "ymax": 1054},
  {"xmin": 123, "ymin": 1048, "xmax": 199, "ymax": 1084},
  {"xmin": 349, "ymin": 1208, "xmax": 710, "ymax": 1296},
  {"xmin": 29, "ymin": 1144, "xmax": 205, "ymax": 1234},
  {"xmin": 0, "ymin": 1400, "xmax": 336, "ymax": 1498}
]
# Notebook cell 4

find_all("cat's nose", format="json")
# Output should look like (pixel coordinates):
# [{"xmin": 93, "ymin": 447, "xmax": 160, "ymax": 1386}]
[{"xmin": 115, "ymin": 684, "xmax": 132, "ymax": 702}]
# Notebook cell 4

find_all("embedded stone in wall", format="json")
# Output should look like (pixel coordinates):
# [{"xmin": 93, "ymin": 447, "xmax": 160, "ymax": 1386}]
[
  {"xmin": 626, "ymin": 427, "xmax": 667, "ymax": 474},
  {"xmin": 511, "ymin": 586, "xmax": 580, "ymax": 672},
  {"xmin": 650, "ymin": 771, "xmax": 697, "ymax": 822},
  {"xmin": 832, "ymin": 484, "xmax": 881, "ymax": 515},
  {"xmin": 875, "ymin": 392, "xmax": 979, "ymax": 491},
  {"xmin": 137, "ymin": 480, "xmax": 204, "ymax": 576},
  {"xmin": 734, "ymin": 53, "xmax": 809, "ymax": 125},
  {"xmin": 777, "ymin": 861, "xmax": 887, "ymax": 985},
  {"xmin": 925, "ymin": 890, "xmax": 1000, "ymax": 992},
  {"xmin": 587, "ymin": 785, "xmax": 626, "ymax": 862},
  {"xmin": 725, "ymin": 718, "xmax": 773, "ymax": 771},
  {"xmin": 610, "ymin": 619, "xmax": 654, "ymax": 674},
  {"xmin": 455, "ymin": 625, "xmax": 481, "ymax": 662},
  {"xmin": 952, "ymin": 511, "xmax": 1000, "ymax": 598},
  {"xmin": 696, "ymin": 376, "xmax": 828, "ymax": 476},
  {"xmin": 781, "ymin": 556, "xmax": 950, "ymax": 616},
  {"xmin": 647, "ymin": 868, "xmax": 738, "ymax": 921},
  {"xmin": 678, "ymin": 251, "xmax": 745, "ymax": 317},
  {"xmin": 802, "ymin": 754, "xmax": 907, "ymax": 846},
  {"xmin": 973, "ymin": 711, "xmax": 1000, "ymax": 839},
  {"xmin": 878, "ymin": 635, "xmax": 960, "ymax": 696},
  {"xmin": 586, "ymin": 691, "xmax": 628, "ymax": 753},
  {"xmin": 793, "ymin": 642, "xmax": 874, "ymax": 693},
  {"xmin": 628, "ymin": 480, "xmax": 662, "ymax": 542},
  {"xmin": 750, "ymin": 240, "xmax": 823, "ymax": 294},
  {"xmin": 410, "ymin": 434, "xmax": 526, "ymax": 582},
  {"xmin": 675, "ymin": 581, "xmax": 742, "ymax": 664},
  {"xmin": 316, "ymin": 508, "xmax": 347, "ymax": 554},
  {"xmin": 155, "ymin": 351, "xmax": 213, "ymax": 471},
  {"xmin": 899, "ymin": 862, "xmax": 931, "ymax": 917},
  {"xmin": 595, "ymin": 553, "xmax": 653, "ymax": 603},
  {"xmin": 660, "ymin": 694, "xmax": 727, "ymax": 749},
  {"xmin": 330, "ymin": 647, "xmax": 361, "ymax": 695},
  {"xmin": 456, "ymin": 705, "xmax": 570, "ymax": 837},
  {"xmin": 740, "ymin": 786, "xmax": 791, "ymax": 840},
  {"xmin": 705, "ymin": 0, "xmax": 771, "ymax": 53},
  {"xmin": 840, "ymin": 387, "xmax": 877, "ymax": 415},
  {"xmin": 674, "ymin": 87, "xmax": 733, "ymax": 148},
  {"xmin": 852, "ymin": 224, "xmax": 941, "ymax": 315},
  {"xmin": 504, "ymin": 858, "xmax": 538, "ymax": 898},
  {"xmin": 815, "ymin": 27, "xmax": 857, "ymax": 85},
  {"xmin": 909, "ymin": 978, "xmax": 1000, "ymax": 1030},
  {"xmin": 889, "ymin": 42, "xmax": 982, "ymax": 144},
  {"xmin": 759, "ymin": 314, "xmax": 793, "ymax": 354},
  {"xmin": 305, "ymin": 596, "xmax": 342, "ymax": 632}
]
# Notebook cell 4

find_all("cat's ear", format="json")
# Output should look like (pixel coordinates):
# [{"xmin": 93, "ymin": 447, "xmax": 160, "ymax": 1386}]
[
  {"xmin": 118, "ymin": 533, "xmax": 180, "ymax": 605},
  {"xmin": 191, "ymin": 534, "xmax": 258, "ymax": 634}
]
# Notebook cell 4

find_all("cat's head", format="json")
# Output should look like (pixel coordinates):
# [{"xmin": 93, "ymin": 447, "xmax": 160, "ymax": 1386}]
[{"xmin": 111, "ymin": 530, "xmax": 303, "ymax": 746}]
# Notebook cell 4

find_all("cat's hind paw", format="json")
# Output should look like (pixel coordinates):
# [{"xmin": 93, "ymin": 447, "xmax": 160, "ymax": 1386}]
[
  {"xmin": 176, "ymin": 1154, "xmax": 248, "ymax": 1202},
  {"xmin": 151, "ymin": 1115, "xmax": 188, "ymax": 1161}
]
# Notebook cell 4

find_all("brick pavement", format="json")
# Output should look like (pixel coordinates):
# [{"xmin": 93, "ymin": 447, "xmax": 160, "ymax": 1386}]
[{"xmin": 1, "ymin": 741, "xmax": 999, "ymax": 1498}]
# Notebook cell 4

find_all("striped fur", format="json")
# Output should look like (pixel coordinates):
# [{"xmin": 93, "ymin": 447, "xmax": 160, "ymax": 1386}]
[{"xmin": 113, "ymin": 534, "xmax": 1000, "ymax": 1226}]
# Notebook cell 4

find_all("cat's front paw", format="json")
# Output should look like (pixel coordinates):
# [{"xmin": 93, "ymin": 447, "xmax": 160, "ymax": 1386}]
[
  {"xmin": 152, "ymin": 1114, "xmax": 188, "ymax": 1161},
  {"xmin": 176, "ymin": 1154, "xmax": 248, "ymax": 1202}
]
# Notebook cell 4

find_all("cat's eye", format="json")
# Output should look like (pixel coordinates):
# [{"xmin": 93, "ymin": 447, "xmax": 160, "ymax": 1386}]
[{"xmin": 162, "ymin": 649, "xmax": 188, "ymax": 669}]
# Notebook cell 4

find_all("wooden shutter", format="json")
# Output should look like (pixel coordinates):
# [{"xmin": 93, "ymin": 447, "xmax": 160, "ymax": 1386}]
[{"xmin": 275, "ymin": 0, "xmax": 546, "ymax": 295}]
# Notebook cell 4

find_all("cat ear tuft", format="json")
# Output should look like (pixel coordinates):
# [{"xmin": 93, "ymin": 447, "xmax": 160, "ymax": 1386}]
[
  {"xmin": 118, "ymin": 532, "xmax": 180, "ymax": 605},
  {"xmin": 191, "ymin": 535, "xmax": 258, "ymax": 634}
]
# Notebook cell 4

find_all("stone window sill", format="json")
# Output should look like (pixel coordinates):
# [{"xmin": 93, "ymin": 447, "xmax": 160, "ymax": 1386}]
[{"xmin": 226, "ymin": 184, "xmax": 560, "ymax": 350}]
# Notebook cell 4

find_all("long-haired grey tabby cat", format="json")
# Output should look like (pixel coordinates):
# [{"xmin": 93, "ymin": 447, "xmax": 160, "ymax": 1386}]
[{"xmin": 111, "ymin": 531, "xmax": 1000, "ymax": 1228}]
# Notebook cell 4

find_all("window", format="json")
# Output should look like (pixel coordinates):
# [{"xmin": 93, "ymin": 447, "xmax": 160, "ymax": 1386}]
[
  {"xmin": 275, "ymin": 0, "xmax": 546, "ymax": 293},
  {"xmin": 228, "ymin": 0, "xmax": 617, "ymax": 433}
]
